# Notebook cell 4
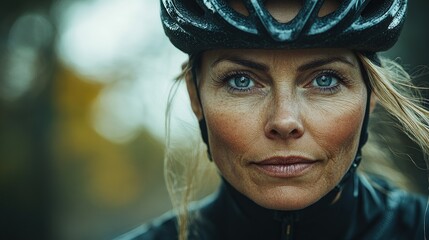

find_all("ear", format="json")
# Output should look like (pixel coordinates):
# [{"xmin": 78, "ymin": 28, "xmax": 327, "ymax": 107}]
[
  {"xmin": 185, "ymin": 68, "xmax": 204, "ymax": 120},
  {"xmin": 369, "ymin": 91, "xmax": 378, "ymax": 114}
]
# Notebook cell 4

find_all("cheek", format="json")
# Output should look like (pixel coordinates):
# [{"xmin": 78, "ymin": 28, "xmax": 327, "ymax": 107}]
[
  {"xmin": 205, "ymin": 106, "xmax": 258, "ymax": 160},
  {"xmin": 308, "ymin": 98, "xmax": 366, "ymax": 164},
  {"xmin": 202, "ymin": 97, "xmax": 265, "ymax": 176}
]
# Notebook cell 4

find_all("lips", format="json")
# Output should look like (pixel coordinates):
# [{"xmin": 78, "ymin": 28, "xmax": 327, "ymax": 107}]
[{"xmin": 252, "ymin": 156, "xmax": 318, "ymax": 178}]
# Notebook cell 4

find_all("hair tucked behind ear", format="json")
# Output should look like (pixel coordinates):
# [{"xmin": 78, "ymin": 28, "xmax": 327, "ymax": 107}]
[{"xmin": 357, "ymin": 54, "xmax": 429, "ymax": 180}]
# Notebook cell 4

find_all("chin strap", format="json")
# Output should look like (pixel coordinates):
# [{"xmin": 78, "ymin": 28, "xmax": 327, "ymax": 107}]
[
  {"xmin": 198, "ymin": 118, "xmax": 211, "ymax": 160},
  {"xmin": 190, "ymin": 59, "xmax": 213, "ymax": 161}
]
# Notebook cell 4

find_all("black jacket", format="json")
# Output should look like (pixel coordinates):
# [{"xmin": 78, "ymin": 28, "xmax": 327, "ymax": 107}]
[{"xmin": 118, "ymin": 175, "xmax": 428, "ymax": 240}]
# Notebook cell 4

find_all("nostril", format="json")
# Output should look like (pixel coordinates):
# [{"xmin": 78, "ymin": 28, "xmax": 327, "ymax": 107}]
[
  {"xmin": 267, "ymin": 124, "xmax": 302, "ymax": 139},
  {"xmin": 265, "ymin": 117, "xmax": 305, "ymax": 140},
  {"xmin": 289, "ymin": 128, "xmax": 298, "ymax": 136},
  {"xmin": 268, "ymin": 129, "xmax": 280, "ymax": 138}
]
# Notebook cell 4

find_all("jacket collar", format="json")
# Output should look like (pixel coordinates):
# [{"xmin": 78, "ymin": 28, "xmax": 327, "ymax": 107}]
[{"xmin": 217, "ymin": 173, "xmax": 367, "ymax": 239}]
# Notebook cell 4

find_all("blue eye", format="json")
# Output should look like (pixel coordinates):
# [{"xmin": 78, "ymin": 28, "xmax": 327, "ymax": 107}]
[
  {"xmin": 227, "ymin": 75, "xmax": 255, "ymax": 90},
  {"xmin": 312, "ymin": 74, "xmax": 339, "ymax": 88}
]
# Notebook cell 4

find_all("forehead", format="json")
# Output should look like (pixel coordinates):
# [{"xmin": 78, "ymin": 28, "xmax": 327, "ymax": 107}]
[{"xmin": 201, "ymin": 48, "xmax": 359, "ymax": 69}]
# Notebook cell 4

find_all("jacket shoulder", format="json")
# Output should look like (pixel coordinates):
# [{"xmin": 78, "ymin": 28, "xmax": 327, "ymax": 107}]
[
  {"xmin": 364, "ymin": 176, "xmax": 429, "ymax": 239},
  {"xmin": 390, "ymin": 189, "xmax": 428, "ymax": 238},
  {"xmin": 114, "ymin": 212, "xmax": 178, "ymax": 240},
  {"xmin": 114, "ymin": 194, "xmax": 219, "ymax": 240}
]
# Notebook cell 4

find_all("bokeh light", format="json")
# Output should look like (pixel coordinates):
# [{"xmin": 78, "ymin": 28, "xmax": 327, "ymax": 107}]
[{"xmin": 55, "ymin": 0, "xmax": 189, "ymax": 143}]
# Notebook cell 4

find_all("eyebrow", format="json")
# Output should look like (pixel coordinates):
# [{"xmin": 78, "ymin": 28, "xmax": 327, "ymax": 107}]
[
  {"xmin": 211, "ymin": 55, "xmax": 355, "ymax": 72},
  {"xmin": 297, "ymin": 56, "xmax": 356, "ymax": 72},
  {"xmin": 211, "ymin": 56, "xmax": 269, "ymax": 72}
]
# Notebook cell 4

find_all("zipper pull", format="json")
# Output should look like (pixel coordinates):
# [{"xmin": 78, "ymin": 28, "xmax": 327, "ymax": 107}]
[
  {"xmin": 276, "ymin": 212, "xmax": 295, "ymax": 240},
  {"xmin": 280, "ymin": 216, "xmax": 293, "ymax": 240},
  {"xmin": 285, "ymin": 224, "xmax": 292, "ymax": 240}
]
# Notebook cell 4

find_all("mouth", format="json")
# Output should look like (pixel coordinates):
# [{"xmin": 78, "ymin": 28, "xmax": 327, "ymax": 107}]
[{"xmin": 251, "ymin": 156, "xmax": 319, "ymax": 178}]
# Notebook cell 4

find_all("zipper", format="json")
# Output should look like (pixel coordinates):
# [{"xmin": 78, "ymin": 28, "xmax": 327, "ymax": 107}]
[
  {"xmin": 285, "ymin": 223, "xmax": 292, "ymax": 240},
  {"xmin": 279, "ymin": 213, "xmax": 296, "ymax": 240}
]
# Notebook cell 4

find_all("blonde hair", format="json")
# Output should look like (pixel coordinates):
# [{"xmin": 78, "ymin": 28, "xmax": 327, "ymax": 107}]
[
  {"xmin": 164, "ymin": 57, "xmax": 219, "ymax": 239},
  {"xmin": 165, "ymin": 54, "xmax": 429, "ymax": 240},
  {"xmin": 358, "ymin": 54, "xmax": 429, "ymax": 191}
]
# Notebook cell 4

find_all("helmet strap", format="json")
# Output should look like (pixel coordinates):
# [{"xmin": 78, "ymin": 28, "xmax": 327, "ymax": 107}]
[{"xmin": 190, "ymin": 58, "xmax": 213, "ymax": 161}]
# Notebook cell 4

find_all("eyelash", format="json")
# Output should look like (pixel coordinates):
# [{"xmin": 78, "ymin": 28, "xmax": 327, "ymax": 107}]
[
  {"xmin": 217, "ymin": 71, "xmax": 259, "ymax": 93},
  {"xmin": 309, "ymin": 70, "xmax": 348, "ymax": 94}
]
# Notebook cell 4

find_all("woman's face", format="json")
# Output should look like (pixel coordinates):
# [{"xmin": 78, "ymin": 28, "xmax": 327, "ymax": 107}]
[{"xmin": 188, "ymin": 48, "xmax": 368, "ymax": 210}]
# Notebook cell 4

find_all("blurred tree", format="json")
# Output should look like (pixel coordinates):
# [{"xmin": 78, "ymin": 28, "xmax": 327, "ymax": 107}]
[
  {"xmin": 49, "ymin": 65, "xmax": 168, "ymax": 240},
  {"xmin": 0, "ymin": 0, "xmax": 55, "ymax": 239},
  {"xmin": 0, "ymin": 0, "xmax": 52, "ymax": 35}
]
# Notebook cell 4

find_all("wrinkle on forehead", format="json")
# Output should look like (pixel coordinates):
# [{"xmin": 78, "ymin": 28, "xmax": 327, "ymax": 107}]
[{"xmin": 227, "ymin": 0, "xmax": 340, "ymax": 22}]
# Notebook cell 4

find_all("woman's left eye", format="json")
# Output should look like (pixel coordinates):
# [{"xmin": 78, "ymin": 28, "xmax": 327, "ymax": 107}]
[
  {"xmin": 227, "ymin": 75, "xmax": 255, "ymax": 91},
  {"xmin": 312, "ymin": 74, "xmax": 339, "ymax": 88}
]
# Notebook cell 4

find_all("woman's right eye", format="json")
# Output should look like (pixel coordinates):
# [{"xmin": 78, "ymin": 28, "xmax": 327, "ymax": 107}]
[{"xmin": 226, "ymin": 75, "xmax": 255, "ymax": 92}]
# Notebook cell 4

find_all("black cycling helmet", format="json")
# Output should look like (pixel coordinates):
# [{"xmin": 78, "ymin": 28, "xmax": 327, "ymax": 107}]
[{"xmin": 161, "ymin": 0, "xmax": 407, "ymax": 54}]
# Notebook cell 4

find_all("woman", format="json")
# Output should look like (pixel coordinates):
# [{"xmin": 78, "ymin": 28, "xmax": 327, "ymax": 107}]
[{"xmin": 119, "ymin": 0, "xmax": 429, "ymax": 239}]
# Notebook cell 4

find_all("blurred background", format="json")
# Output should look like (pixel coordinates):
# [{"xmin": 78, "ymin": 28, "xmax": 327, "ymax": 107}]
[{"xmin": 0, "ymin": 1, "xmax": 428, "ymax": 239}]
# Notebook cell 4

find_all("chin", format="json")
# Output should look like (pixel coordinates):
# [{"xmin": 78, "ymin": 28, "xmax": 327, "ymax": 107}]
[{"xmin": 249, "ymin": 185, "xmax": 325, "ymax": 211}]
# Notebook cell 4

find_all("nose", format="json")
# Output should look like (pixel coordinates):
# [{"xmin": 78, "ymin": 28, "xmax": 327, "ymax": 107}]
[{"xmin": 264, "ymin": 99, "xmax": 304, "ymax": 140}]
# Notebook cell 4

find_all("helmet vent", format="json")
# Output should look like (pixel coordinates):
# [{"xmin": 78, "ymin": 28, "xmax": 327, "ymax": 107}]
[
  {"xmin": 180, "ymin": 0, "xmax": 205, "ymax": 17},
  {"xmin": 360, "ymin": 0, "xmax": 390, "ymax": 19},
  {"xmin": 226, "ymin": 0, "xmax": 250, "ymax": 17},
  {"xmin": 317, "ymin": 0, "xmax": 340, "ymax": 18},
  {"xmin": 263, "ymin": 0, "xmax": 303, "ymax": 23}
]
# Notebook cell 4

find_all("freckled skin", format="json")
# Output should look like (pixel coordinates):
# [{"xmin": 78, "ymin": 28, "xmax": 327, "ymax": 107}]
[{"xmin": 190, "ymin": 48, "xmax": 368, "ymax": 211}]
